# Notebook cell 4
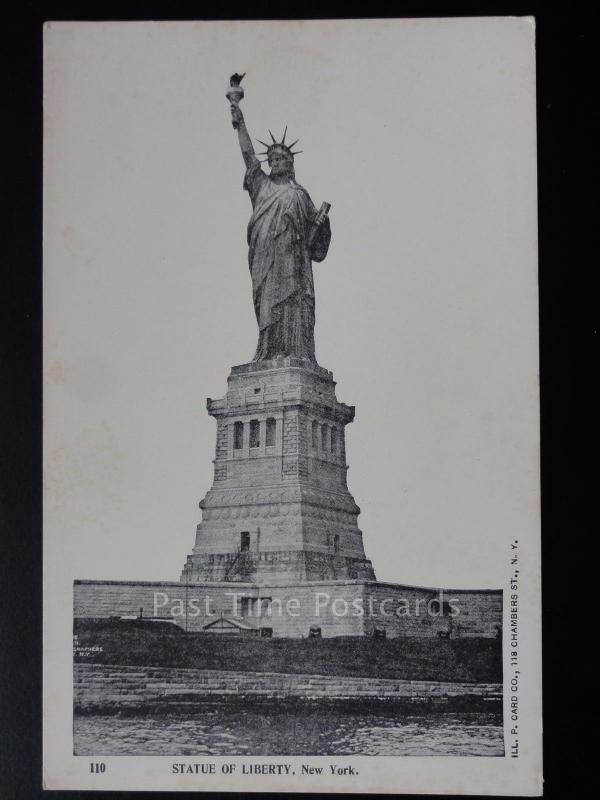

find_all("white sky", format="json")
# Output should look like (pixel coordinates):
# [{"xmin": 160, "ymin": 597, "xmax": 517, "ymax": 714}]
[{"xmin": 44, "ymin": 18, "xmax": 538, "ymax": 588}]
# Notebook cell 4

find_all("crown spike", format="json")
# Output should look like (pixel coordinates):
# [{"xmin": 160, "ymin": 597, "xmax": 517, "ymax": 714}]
[
  {"xmin": 256, "ymin": 139, "xmax": 270, "ymax": 148},
  {"xmin": 268, "ymin": 129, "xmax": 277, "ymax": 143},
  {"xmin": 281, "ymin": 126, "xmax": 287, "ymax": 145},
  {"xmin": 287, "ymin": 139, "xmax": 299, "ymax": 150},
  {"xmin": 290, "ymin": 150, "xmax": 303, "ymax": 156}
]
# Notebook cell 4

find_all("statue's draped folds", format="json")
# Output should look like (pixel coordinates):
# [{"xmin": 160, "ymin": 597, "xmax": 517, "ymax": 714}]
[{"xmin": 244, "ymin": 162, "xmax": 331, "ymax": 363}]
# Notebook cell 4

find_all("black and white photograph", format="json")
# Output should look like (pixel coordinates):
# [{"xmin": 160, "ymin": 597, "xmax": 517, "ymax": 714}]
[{"xmin": 42, "ymin": 18, "xmax": 542, "ymax": 794}]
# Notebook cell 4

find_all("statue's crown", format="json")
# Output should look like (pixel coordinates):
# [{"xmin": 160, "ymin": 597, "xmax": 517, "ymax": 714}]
[{"xmin": 256, "ymin": 127, "xmax": 302, "ymax": 162}]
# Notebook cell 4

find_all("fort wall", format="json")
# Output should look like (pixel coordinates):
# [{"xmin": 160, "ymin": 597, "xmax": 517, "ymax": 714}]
[{"xmin": 74, "ymin": 579, "xmax": 502, "ymax": 639}]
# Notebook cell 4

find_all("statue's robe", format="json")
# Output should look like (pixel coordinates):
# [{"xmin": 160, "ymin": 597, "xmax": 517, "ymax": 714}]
[{"xmin": 244, "ymin": 161, "xmax": 331, "ymax": 362}]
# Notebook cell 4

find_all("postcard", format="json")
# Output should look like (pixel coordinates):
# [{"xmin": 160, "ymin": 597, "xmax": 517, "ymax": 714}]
[{"xmin": 43, "ymin": 17, "xmax": 542, "ymax": 794}]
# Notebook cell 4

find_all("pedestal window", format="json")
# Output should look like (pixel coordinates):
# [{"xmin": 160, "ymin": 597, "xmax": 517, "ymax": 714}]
[
  {"xmin": 234, "ymin": 421, "xmax": 244, "ymax": 450},
  {"xmin": 249, "ymin": 419, "xmax": 260, "ymax": 448}
]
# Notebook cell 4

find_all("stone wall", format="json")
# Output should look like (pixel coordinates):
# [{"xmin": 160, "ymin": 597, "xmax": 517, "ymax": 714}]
[
  {"xmin": 363, "ymin": 582, "xmax": 503, "ymax": 639},
  {"xmin": 73, "ymin": 580, "xmax": 366, "ymax": 638},
  {"xmin": 74, "ymin": 663, "xmax": 502, "ymax": 709},
  {"xmin": 74, "ymin": 579, "xmax": 502, "ymax": 639}
]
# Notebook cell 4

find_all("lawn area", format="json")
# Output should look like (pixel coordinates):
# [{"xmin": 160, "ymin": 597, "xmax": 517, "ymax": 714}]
[{"xmin": 74, "ymin": 619, "xmax": 502, "ymax": 683}]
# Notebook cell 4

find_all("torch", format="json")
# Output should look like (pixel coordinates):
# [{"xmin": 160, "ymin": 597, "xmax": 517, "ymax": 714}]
[{"xmin": 226, "ymin": 72, "xmax": 245, "ymax": 129}]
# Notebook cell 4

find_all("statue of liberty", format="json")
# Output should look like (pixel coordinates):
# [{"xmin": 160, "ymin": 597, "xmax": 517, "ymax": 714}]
[{"xmin": 227, "ymin": 75, "xmax": 331, "ymax": 364}]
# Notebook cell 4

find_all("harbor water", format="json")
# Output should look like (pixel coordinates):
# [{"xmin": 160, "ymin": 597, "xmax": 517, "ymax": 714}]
[{"xmin": 74, "ymin": 706, "xmax": 504, "ymax": 757}]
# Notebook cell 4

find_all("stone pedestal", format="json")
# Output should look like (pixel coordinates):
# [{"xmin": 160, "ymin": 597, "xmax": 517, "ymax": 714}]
[{"xmin": 181, "ymin": 357, "xmax": 375, "ymax": 585}]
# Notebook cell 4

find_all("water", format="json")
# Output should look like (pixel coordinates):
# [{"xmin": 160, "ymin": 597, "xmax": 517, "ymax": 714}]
[{"xmin": 74, "ymin": 708, "xmax": 504, "ymax": 757}]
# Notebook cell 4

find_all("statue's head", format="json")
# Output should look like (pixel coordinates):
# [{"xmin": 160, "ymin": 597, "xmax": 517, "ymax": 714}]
[
  {"xmin": 257, "ymin": 128, "xmax": 302, "ymax": 180},
  {"xmin": 267, "ymin": 145, "xmax": 295, "ymax": 178}
]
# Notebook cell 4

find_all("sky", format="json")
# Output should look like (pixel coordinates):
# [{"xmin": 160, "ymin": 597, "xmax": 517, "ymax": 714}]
[{"xmin": 44, "ymin": 18, "xmax": 538, "ymax": 589}]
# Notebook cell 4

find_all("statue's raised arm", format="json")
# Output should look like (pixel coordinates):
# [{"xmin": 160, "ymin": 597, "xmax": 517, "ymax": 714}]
[{"xmin": 226, "ymin": 73, "xmax": 258, "ymax": 170}]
